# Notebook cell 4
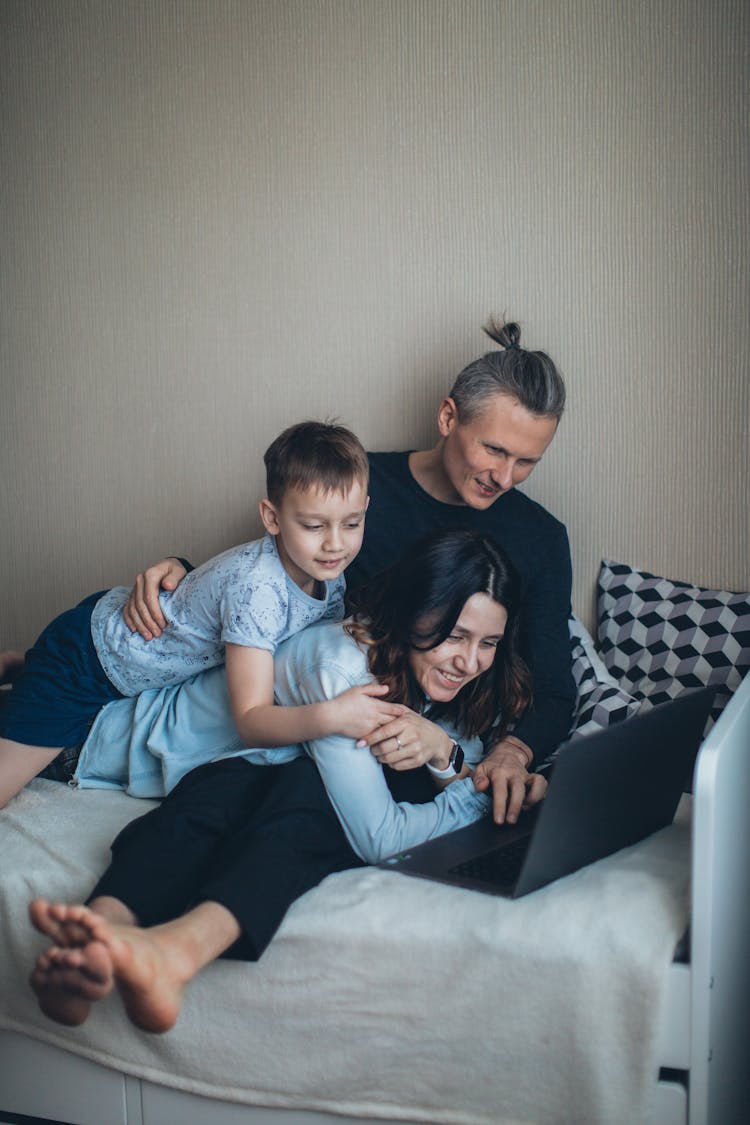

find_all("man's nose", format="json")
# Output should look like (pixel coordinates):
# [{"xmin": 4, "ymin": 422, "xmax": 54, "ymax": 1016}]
[{"xmin": 491, "ymin": 462, "xmax": 515, "ymax": 491}]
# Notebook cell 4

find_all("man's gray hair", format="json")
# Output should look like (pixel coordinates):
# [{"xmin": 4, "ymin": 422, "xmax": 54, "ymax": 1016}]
[{"xmin": 449, "ymin": 318, "xmax": 566, "ymax": 423}]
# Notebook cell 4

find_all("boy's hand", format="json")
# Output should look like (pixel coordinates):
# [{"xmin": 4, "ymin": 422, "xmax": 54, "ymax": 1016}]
[
  {"xmin": 327, "ymin": 684, "xmax": 406, "ymax": 742},
  {"xmin": 123, "ymin": 558, "xmax": 188, "ymax": 640}
]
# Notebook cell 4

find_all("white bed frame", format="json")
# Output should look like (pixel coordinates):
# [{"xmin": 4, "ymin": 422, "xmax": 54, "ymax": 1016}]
[{"xmin": 2, "ymin": 673, "xmax": 748, "ymax": 1125}]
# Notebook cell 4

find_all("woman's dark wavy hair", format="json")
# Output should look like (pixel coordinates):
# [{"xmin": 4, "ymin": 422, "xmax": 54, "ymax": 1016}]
[{"xmin": 347, "ymin": 529, "xmax": 531, "ymax": 739}]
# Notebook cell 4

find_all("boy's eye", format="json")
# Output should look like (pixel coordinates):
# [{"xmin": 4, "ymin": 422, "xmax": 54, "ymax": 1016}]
[
  {"xmin": 302, "ymin": 523, "xmax": 323, "ymax": 531},
  {"xmin": 344, "ymin": 520, "xmax": 362, "ymax": 529}
]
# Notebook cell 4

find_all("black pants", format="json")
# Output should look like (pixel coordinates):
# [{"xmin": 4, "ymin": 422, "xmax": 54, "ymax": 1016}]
[{"xmin": 89, "ymin": 756, "xmax": 435, "ymax": 961}]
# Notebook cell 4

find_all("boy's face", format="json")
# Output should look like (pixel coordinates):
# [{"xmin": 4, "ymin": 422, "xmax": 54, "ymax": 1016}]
[{"xmin": 260, "ymin": 481, "xmax": 369, "ymax": 594}]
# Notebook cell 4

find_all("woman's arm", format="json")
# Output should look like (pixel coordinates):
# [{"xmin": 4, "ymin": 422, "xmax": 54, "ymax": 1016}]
[
  {"xmin": 306, "ymin": 723, "xmax": 490, "ymax": 864},
  {"xmin": 275, "ymin": 652, "xmax": 490, "ymax": 864}
]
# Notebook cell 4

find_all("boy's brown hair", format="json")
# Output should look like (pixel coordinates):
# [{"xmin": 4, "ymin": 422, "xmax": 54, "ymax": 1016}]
[{"xmin": 263, "ymin": 420, "xmax": 369, "ymax": 505}]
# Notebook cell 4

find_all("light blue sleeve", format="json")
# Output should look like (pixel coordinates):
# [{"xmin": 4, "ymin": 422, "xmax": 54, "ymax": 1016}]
[{"xmin": 294, "ymin": 665, "xmax": 491, "ymax": 864}]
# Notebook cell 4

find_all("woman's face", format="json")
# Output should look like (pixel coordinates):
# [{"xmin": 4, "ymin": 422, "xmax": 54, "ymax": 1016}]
[{"xmin": 408, "ymin": 592, "xmax": 508, "ymax": 703}]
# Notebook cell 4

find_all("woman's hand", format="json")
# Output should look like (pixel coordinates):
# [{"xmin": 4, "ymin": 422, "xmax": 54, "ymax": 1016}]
[
  {"xmin": 362, "ymin": 711, "xmax": 455, "ymax": 772},
  {"xmin": 472, "ymin": 737, "xmax": 547, "ymax": 825},
  {"xmin": 122, "ymin": 558, "xmax": 188, "ymax": 640},
  {"xmin": 325, "ymin": 684, "xmax": 406, "ymax": 743}
]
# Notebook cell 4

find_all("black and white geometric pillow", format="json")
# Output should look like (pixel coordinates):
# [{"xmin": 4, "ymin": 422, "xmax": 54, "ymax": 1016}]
[
  {"xmin": 567, "ymin": 615, "xmax": 640, "ymax": 740},
  {"xmin": 597, "ymin": 560, "xmax": 750, "ymax": 722}
]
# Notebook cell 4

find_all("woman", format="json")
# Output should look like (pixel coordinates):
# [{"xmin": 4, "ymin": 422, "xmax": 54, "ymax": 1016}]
[{"xmin": 29, "ymin": 530, "xmax": 545, "ymax": 1034}]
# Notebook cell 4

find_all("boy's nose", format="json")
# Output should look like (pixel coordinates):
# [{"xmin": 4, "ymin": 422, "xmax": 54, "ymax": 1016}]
[{"xmin": 324, "ymin": 527, "xmax": 343, "ymax": 550}]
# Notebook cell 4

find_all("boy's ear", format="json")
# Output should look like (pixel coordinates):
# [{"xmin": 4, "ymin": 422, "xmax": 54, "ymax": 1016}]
[{"xmin": 259, "ymin": 498, "xmax": 281, "ymax": 536}]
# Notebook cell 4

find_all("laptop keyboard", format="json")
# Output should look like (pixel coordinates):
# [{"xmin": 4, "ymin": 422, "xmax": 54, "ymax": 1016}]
[{"xmin": 447, "ymin": 835, "xmax": 531, "ymax": 887}]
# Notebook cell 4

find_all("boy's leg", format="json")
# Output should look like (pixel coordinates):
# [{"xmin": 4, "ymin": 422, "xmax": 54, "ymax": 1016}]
[
  {"xmin": 0, "ymin": 737, "xmax": 63, "ymax": 807},
  {"xmin": 0, "ymin": 650, "xmax": 25, "ymax": 684},
  {"xmin": 0, "ymin": 591, "xmax": 119, "ymax": 804}
]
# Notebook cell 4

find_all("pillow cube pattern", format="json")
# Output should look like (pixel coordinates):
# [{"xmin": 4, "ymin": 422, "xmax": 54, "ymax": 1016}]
[
  {"xmin": 597, "ymin": 560, "xmax": 750, "ymax": 725},
  {"xmin": 567, "ymin": 615, "xmax": 640, "ymax": 740}
]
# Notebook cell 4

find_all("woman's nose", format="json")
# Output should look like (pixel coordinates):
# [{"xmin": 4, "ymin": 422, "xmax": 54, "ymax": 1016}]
[{"xmin": 455, "ymin": 643, "xmax": 480, "ymax": 674}]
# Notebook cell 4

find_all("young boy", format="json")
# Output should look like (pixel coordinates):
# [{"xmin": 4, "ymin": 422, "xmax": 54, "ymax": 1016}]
[{"xmin": 0, "ymin": 421, "xmax": 400, "ymax": 807}]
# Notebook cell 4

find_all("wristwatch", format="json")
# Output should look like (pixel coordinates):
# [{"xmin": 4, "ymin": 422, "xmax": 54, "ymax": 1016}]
[{"xmin": 426, "ymin": 740, "xmax": 465, "ymax": 779}]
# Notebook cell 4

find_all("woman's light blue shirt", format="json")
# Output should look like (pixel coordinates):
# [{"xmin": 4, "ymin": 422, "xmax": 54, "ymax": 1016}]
[{"xmin": 76, "ymin": 620, "xmax": 491, "ymax": 864}]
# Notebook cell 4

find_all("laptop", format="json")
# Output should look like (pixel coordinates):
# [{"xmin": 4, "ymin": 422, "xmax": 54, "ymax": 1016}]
[{"xmin": 378, "ymin": 687, "xmax": 715, "ymax": 898}]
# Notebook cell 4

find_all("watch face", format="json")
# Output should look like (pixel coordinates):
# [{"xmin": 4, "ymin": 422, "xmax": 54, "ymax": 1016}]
[{"xmin": 451, "ymin": 742, "xmax": 465, "ymax": 772}]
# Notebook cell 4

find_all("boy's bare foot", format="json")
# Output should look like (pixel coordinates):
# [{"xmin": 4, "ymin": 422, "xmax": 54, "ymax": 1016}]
[{"xmin": 30, "ymin": 941, "xmax": 114, "ymax": 1026}]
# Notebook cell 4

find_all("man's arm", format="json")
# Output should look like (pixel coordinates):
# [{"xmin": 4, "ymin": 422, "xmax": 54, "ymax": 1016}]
[
  {"xmin": 510, "ymin": 523, "xmax": 576, "ymax": 763},
  {"xmin": 470, "ymin": 522, "xmax": 572, "ymax": 824},
  {"xmin": 122, "ymin": 557, "xmax": 193, "ymax": 639}
]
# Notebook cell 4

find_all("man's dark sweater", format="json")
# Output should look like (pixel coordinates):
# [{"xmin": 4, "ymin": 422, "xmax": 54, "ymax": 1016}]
[{"xmin": 344, "ymin": 452, "xmax": 575, "ymax": 764}]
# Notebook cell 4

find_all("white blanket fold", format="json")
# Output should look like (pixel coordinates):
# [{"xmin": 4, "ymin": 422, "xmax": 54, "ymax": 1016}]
[{"xmin": 0, "ymin": 781, "xmax": 691, "ymax": 1124}]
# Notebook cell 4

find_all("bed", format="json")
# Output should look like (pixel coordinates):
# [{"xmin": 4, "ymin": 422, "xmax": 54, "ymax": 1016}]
[{"xmin": 1, "ymin": 667, "xmax": 748, "ymax": 1125}]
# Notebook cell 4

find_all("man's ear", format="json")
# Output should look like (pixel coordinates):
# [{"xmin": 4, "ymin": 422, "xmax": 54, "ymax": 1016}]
[
  {"xmin": 437, "ymin": 397, "xmax": 459, "ymax": 437},
  {"xmin": 259, "ymin": 498, "xmax": 281, "ymax": 536}
]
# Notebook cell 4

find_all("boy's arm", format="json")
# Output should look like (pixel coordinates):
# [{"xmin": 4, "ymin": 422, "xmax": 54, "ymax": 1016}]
[{"xmin": 225, "ymin": 644, "xmax": 403, "ymax": 748}]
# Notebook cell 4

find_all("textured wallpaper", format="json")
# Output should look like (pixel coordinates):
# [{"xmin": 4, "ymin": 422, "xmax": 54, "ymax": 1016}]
[{"xmin": 2, "ymin": 0, "xmax": 748, "ymax": 648}]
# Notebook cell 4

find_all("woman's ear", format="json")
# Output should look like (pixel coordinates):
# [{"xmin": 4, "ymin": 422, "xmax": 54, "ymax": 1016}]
[{"xmin": 259, "ymin": 498, "xmax": 281, "ymax": 536}]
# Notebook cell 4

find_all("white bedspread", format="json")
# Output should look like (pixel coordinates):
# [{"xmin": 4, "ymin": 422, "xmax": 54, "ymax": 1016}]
[{"xmin": 0, "ymin": 780, "xmax": 691, "ymax": 1125}]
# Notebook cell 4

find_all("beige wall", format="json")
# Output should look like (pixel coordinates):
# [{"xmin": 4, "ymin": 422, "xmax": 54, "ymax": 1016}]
[{"xmin": 2, "ymin": 0, "xmax": 748, "ymax": 651}]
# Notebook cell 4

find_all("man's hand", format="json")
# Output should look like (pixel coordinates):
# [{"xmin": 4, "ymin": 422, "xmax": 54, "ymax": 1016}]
[
  {"xmin": 472, "ymin": 736, "xmax": 547, "ymax": 825},
  {"xmin": 122, "ymin": 558, "xmax": 188, "ymax": 640}
]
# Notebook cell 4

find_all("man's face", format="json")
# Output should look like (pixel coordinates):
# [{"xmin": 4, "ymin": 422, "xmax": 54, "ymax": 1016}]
[{"xmin": 437, "ymin": 393, "xmax": 558, "ymax": 509}]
